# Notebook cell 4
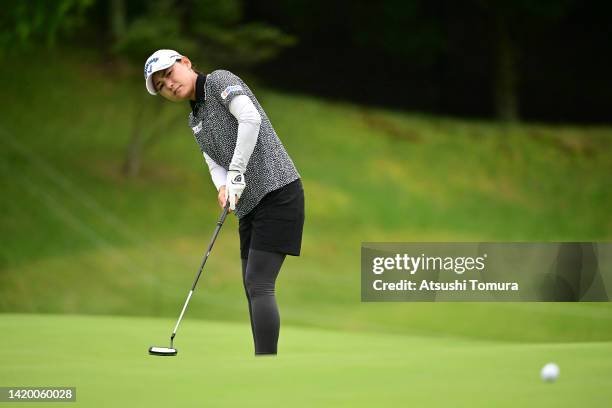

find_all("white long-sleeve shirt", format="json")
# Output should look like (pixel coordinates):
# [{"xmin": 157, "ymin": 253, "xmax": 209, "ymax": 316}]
[
  {"xmin": 203, "ymin": 94, "xmax": 262, "ymax": 190},
  {"xmin": 189, "ymin": 70, "xmax": 300, "ymax": 218}
]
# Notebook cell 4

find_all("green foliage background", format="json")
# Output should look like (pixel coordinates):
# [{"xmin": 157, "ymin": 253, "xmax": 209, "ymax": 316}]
[{"xmin": 1, "ymin": 49, "xmax": 610, "ymax": 344}]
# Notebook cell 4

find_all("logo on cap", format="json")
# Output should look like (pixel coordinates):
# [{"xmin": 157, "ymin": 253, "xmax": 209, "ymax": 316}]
[{"xmin": 144, "ymin": 57, "xmax": 159, "ymax": 77}]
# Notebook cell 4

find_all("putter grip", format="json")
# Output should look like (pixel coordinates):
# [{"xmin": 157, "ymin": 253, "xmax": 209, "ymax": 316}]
[{"xmin": 218, "ymin": 201, "xmax": 230, "ymax": 225}]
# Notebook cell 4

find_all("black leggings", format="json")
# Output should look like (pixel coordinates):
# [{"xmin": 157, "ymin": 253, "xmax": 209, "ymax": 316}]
[{"xmin": 241, "ymin": 248, "xmax": 286, "ymax": 355}]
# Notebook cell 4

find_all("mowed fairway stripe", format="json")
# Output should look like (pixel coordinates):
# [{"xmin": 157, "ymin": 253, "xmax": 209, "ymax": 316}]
[{"xmin": 1, "ymin": 313, "xmax": 611, "ymax": 407}]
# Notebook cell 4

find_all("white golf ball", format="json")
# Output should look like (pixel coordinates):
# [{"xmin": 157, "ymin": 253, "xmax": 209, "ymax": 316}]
[{"xmin": 540, "ymin": 363, "xmax": 560, "ymax": 382}]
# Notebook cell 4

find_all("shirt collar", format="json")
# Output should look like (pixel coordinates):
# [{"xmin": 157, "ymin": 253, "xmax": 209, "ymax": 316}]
[{"xmin": 189, "ymin": 72, "xmax": 207, "ymax": 114}]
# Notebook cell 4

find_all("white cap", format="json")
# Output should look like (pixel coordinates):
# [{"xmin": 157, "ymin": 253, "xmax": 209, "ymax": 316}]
[{"xmin": 144, "ymin": 49, "xmax": 183, "ymax": 95}]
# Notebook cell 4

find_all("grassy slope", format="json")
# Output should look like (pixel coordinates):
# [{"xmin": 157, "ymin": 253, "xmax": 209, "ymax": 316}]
[
  {"xmin": 2, "ymin": 314, "xmax": 612, "ymax": 407},
  {"xmin": 0, "ymin": 48, "xmax": 611, "ymax": 343}
]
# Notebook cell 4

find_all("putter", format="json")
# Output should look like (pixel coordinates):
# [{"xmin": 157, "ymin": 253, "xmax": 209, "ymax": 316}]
[{"xmin": 149, "ymin": 201, "xmax": 230, "ymax": 356}]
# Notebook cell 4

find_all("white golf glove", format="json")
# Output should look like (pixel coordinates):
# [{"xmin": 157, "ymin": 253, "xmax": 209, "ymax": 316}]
[{"xmin": 224, "ymin": 170, "xmax": 246, "ymax": 211}]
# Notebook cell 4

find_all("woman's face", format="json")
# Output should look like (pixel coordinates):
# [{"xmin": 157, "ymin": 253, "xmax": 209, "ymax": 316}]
[{"xmin": 152, "ymin": 56, "xmax": 197, "ymax": 101}]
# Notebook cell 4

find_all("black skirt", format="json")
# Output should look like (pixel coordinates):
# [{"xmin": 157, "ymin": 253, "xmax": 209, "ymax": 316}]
[{"xmin": 239, "ymin": 178, "xmax": 305, "ymax": 259}]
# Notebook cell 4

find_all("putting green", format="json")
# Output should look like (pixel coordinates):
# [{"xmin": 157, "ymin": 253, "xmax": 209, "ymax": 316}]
[{"xmin": 1, "ymin": 313, "xmax": 611, "ymax": 407}]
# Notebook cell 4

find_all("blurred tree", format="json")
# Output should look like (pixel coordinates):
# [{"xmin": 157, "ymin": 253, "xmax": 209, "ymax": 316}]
[
  {"xmin": 0, "ymin": 0, "xmax": 93, "ymax": 55},
  {"xmin": 349, "ymin": 1, "xmax": 445, "ymax": 67},
  {"xmin": 108, "ymin": 0, "xmax": 196, "ymax": 177},
  {"xmin": 109, "ymin": 0, "xmax": 127, "ymax": 44},
  {"xmin": 112, "ymin": 0, "xmax": 198, "ymax": 60},
  {"xmin": 249, "ymin": 0, "xmax": 603, "ymax": 122},
  {"xmin": 181, "ymin": 0, "xmax": 295, "ymax": 69},
  {"xmin": 476, "ymin": 0, "xmax": 575, "ymax": 122}
]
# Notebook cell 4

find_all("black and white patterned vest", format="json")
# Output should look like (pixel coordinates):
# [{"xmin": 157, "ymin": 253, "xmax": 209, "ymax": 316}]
[{"xmin": 188, "ymin": 70, "xmax": 300, "ymax": 218}]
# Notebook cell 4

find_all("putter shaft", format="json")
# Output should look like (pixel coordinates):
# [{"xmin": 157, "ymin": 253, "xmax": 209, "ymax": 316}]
[{"xmin": 168, "ymin": 202, "xmax": 230, "ymax": 347}]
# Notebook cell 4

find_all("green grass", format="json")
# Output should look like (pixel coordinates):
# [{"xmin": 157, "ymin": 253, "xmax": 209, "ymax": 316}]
[
  {"xmin": 0, "ymin": 47, "xmax": 611, "ymax": 344},
  {"xmin": 2, "ymin": 313, "xmax": 611, "ymax": 407}
]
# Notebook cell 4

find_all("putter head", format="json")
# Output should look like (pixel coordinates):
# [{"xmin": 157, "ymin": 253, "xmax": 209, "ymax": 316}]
[{"xmin": 149, "ymin": 346, "xmax": 177, "ymax": 356}]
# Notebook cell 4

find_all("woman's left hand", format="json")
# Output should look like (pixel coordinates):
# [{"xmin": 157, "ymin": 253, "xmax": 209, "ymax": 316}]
[{"xmin": 225, "ymin": 170, "xmax": 245, "ymax": 211}]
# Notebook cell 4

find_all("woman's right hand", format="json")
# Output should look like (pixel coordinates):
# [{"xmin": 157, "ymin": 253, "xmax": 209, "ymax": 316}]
[{"xmin": 218, "ymin": 185, "xmax": 231, "ymax": 212}]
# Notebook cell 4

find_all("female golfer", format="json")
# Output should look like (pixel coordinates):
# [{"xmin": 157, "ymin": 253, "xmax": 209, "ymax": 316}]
[{"xmin": 144, "ymin": 49, "xmax": 304, "ymax": 355}]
